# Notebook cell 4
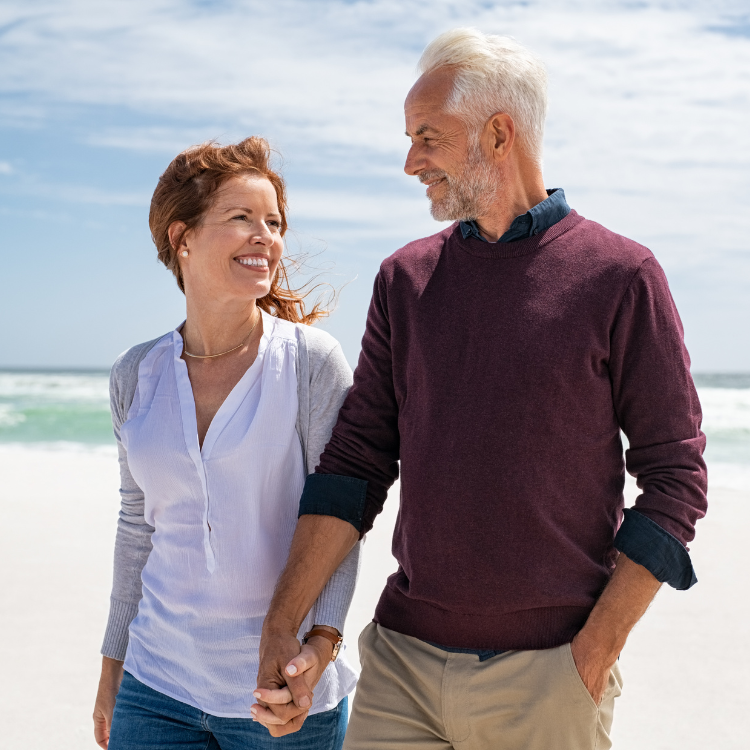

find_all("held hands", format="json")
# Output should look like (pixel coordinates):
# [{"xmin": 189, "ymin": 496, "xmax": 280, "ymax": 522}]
[{"xmin": 252, "ymin": 629, "xmax": 335, "ymax": 737}]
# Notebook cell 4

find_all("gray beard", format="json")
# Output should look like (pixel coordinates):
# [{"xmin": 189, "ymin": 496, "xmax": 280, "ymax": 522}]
[{"xmin": 424, "ymin": 143, "xmax": 500, "ymax": 222}]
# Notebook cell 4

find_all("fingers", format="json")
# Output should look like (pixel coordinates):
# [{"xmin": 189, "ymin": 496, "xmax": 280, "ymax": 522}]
[
  {"xmin": 252, "ymin": 636, "xmax": 317, "ymax": 730},
  {"xmin": 255, "ymin": 709, "xmax": 309, "ymax": 737},
  {"xmin": 251, "ymin": 695, "xmax": 307, "ymax": 725},
  {"xmin": 251, "ymin": 703, "xmax": 293, "ymax": 725},
  {"xmin": 252, "ymin": 686, "xmax": 293, "ymax": 705},
  {"xmin": 284, "ymin": 646, "xmax": 319, "ymax": 680},
  {"xmin": 269, "ymin": 712, "xmax": 308, "ymax": 737},
  {"xmin": 93, "ymin": 714, "xmax": 109, "ymax": 749},
  {"xmin": 285, "ymin": 672, "xmax": 313, "ymax": 710}
]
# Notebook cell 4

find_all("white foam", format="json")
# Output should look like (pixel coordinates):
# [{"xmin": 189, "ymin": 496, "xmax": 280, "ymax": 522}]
[
  {"xmin": 0, "ymin": 404, "xmax": 26, "ymax": 428},
  {"xmin": 0, "ymin": 372, "xmax": 109, "ymax": 404},
  {"xmin": 0, "ymin": 441, "xmax": 117, "ymax": 457},
  {"xmin": 697, "ymin": 387, "xmax": 750, "ymax": 434}
]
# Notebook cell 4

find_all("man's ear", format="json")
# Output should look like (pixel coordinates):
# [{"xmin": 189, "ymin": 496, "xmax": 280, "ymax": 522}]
[{"xmin": 485, "ymin": 112, "xmax": 516, "ymax": 163}]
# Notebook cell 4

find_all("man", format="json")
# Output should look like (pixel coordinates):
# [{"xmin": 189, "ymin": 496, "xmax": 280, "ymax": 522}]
[{"xmin": 252, "ymin": 28, "xmax": 707, "ymax": 749}]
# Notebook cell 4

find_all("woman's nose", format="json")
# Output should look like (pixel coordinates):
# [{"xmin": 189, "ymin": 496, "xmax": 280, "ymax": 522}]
[{"xmin": 250, "ymin": 222, "xmax": 274, "ymax": 244}]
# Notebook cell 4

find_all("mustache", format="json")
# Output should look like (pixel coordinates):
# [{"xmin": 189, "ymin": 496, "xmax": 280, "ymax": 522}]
[{"xmin": 418, "ymin": 169, "xmax": 449, "ymax": 185}]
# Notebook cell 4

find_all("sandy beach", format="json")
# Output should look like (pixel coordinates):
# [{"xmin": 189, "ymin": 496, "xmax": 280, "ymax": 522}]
[{"xmin": 1, "ymin": 444, "xmax": 748, "ymax": 748}]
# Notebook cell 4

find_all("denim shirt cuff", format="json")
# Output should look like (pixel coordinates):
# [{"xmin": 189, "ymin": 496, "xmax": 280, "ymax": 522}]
[
  {"xmin": 614, "ymin": 507, "xmax": 697, "ymax": 590},
  {"xmin": 299, "ymin": 473, "xmax": 368, "ymax": 533}
]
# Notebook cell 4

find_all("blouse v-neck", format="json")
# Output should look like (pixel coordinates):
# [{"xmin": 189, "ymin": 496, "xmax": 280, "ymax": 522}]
[{"xmin": 172, "ymin": 313, "xmax": 273, "ymax": 460}]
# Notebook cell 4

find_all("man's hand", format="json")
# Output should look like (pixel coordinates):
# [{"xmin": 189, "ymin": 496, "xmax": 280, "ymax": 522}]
[
  {"xmin": 252, "ymin": 629, "xmax": 335, "ymax": 737},
  {"xmin": 93, "ymin": 656, "xmax": 124, "ymax": 749},
  {"xmin": 570, "ymin": 629, "xmax": 616, "ymax": 705},
  {"xmin": 252, "ymin": 515, "xmax": 358, "ymax": 736},
  {"xmin": 570, "ymin": 551, "xmax": 662, "ymax": 704}
]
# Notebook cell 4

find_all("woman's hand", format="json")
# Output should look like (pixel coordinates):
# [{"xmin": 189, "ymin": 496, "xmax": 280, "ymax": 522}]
[
  {"xmin": 93, "ymin": 656, "xmax": 124, "ymax": 749},
  {"xmin": 252, "ymin": 629, "xmax": 336, "ymax": 737}
]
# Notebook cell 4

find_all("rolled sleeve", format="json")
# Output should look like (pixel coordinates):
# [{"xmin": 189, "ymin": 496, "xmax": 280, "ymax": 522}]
[
  {"xmin": 299, "ymin": 473, "xmax": 368, "ymax": 533},
  {"xmin": 610, "ymin": 257, "xmax": 707, "ymax": 558},
  {"xmin": 614, "ymin": 508, "xmax": 697, "ymax": 590}
]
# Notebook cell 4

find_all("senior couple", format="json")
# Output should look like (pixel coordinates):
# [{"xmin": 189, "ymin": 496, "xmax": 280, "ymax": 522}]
[{"xmin": 93, "ymin": 28, "xmax": 706, "ymax": 750}]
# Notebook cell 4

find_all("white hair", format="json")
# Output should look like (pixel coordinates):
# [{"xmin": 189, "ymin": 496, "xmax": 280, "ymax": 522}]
[{"xmin": 417, "ymin": 28, "xmax": 548, "ymax": 165}]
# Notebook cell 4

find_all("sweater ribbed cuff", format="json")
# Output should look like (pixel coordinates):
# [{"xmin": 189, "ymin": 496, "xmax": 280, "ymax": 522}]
[
  {"xmin": 100, "ymin": 598, "xmax": 139, "ymax": 661},
  {"xmin": 313, "ymin": 584, "xmax": 346, "ymax": 632},
  {"xmin": 312, "ymin": 545, "xmax": 360, "ymax": 634}
]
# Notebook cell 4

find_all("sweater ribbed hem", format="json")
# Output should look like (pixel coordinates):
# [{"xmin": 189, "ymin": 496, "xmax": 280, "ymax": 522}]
[
  {"xmin": 101, "ymin": 598, "xmax": 139, "ymax": 661},
  {"xmin": 374, "ymin": 585, "xmax": 591, "ymax": 651}
]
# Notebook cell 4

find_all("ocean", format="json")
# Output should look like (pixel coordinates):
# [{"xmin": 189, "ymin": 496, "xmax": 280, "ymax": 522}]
[{"xmin": 0, "ymin": 369, "xmax": 748, "ymax": 491}]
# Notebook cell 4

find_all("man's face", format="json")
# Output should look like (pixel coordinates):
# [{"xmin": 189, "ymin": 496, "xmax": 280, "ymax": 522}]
[{"xmin": 404, "ymin": 68, "xmax": 498, "ymax": 222}]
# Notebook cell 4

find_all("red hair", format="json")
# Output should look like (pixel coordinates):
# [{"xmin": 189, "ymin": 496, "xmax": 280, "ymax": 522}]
[{"xmin": 149, "ymin": 137, "xmax": 327, "ymax": 325}]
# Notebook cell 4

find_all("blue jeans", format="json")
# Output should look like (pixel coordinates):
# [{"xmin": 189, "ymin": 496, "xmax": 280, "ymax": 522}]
[{"xmin": 109, "ymin": 671, "xmax": 348, "ymax": 750}]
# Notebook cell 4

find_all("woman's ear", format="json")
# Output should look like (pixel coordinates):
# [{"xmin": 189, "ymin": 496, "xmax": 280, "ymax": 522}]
[{"xmin": 168, "ymin": 221, "xmax": 188, "ymax": 256}]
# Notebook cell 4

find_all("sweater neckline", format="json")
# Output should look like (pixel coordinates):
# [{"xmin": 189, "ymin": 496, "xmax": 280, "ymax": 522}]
[{"xmin": 453, "ymin": 210, "xmax": 584, "ymax": 259}]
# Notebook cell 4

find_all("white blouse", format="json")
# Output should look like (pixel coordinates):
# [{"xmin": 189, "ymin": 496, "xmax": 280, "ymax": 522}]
[{"xmin": 119, "ymin": 312, "xmax": 357, "ymax": 718}]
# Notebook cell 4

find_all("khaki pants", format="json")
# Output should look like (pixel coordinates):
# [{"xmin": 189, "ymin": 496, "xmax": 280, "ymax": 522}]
[{"xmin": 344, "ymin": 623, "xmax": 623, "ymax": 750}]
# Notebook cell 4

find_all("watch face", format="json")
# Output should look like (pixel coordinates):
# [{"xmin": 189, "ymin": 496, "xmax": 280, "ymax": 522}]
[{"xmin": 331, "ymin": 639, "xmax": 343, "ymax": 662}]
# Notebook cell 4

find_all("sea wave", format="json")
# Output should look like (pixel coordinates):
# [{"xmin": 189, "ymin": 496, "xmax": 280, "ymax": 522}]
[
  {"xmin": 0, "ymin": 371, "xmax": 109, "ymax": 403},
  {"xmin": 0, "ymin": 370, "xmax": 111, "ymax": 445},
  {"xmin": 0, "ymin": 402, "xmax": 26, "ymax": 428},
  {"xmin": 0, "ymin": 441, "xmax": 117, "ymax": 457},
  {"xmin": 698, "ymin": 387, "xmax": 750, "ymax": 434},
  {"xmin": 0, "ymin": 371, "xmax": 747, "ymax": 491}
]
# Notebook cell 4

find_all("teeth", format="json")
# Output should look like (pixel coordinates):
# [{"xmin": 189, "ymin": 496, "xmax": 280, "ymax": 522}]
[{"xmin": 237, "ymin": 257, "xmax": 269, "ymax": 267}]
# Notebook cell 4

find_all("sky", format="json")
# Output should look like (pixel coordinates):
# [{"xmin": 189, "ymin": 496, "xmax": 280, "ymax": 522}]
[{"xmin": 1, "ymin": 0, "xmax": 749, "ymax": 370}]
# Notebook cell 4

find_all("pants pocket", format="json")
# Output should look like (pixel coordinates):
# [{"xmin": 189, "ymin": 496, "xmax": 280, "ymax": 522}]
[
  {"xmin": 562, "ymin": 642, "xmax": 601, "ymax": 710},
  {"xmin": 357, "ymin": 621, "xmax": 376, "ymax": 669}
]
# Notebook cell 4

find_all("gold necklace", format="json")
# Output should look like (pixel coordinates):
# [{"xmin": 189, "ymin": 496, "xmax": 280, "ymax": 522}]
[{"xmin": 183, "ymin": 309, "xmax": 261, "ymax": 359}]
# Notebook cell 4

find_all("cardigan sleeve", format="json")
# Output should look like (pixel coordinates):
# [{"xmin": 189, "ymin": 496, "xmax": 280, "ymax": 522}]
[
  {"xmin": 300, "ymin": 328, "xmax": 362, "ymax": 633},
  {"xmin": 100, "ymin": 347, "xmax": 156, "ymax": 660}
]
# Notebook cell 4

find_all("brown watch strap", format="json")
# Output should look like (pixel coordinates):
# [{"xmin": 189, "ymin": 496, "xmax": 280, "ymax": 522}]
[
  {"xmin": 302, "ymin": 628, "xmax": 343, "ymax": 662},
  {"xmin": 302, "ymin": 628, "xmax": 341, "ymax": 649}
]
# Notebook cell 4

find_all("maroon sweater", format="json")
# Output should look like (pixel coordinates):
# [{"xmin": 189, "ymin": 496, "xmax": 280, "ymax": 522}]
[{"xmin": 315, "ymin": 211, "xmax": 707, "ymax": 650}]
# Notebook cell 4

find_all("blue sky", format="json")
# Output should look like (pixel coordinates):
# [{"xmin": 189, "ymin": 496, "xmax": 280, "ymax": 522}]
[{"xmin": 1, "ymin": 0, "xmax": 749, "ymax": 369}]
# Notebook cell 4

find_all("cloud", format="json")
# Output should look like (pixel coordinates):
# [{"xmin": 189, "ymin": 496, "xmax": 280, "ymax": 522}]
[
  {"xmin": 85, "ymin": 126, "xmax": 229, "ymax": 154},
  {"xmin": 0, "ymin": 177, "xmax": 149, "ymax": 206},
  {"xmin": 0, "ymin": 0, "xmax": 748, "ymax": 266},
  {"xmin": 0, "ymin": 161, "xmax": 13, "ymax": 174}
]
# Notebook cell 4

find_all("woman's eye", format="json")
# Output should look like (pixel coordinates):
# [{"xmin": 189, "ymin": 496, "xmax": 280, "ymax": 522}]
[
  {"xmin": 232, "ymin": 214, "xmax": 248, "ymax": 221},
  {"xmin": 268, "ymin": 220, "xmax": 281, "ymax": 228}
]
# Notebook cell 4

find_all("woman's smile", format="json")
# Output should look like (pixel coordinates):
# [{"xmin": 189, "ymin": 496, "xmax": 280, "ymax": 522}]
[{"xmin": 234, "ymin": 254, "xmax": 270, "ymax": 271}]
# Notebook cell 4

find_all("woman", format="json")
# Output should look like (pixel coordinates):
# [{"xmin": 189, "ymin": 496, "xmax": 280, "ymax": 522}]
[{"xmin": 92, "ymin": 137, "xmax": 359, "ymax": 749}]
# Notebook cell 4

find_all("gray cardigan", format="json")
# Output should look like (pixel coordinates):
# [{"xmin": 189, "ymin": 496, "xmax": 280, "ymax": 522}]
[{"xmin": 101, "ymin": 323, "xmax": 361, "ymax": 661}]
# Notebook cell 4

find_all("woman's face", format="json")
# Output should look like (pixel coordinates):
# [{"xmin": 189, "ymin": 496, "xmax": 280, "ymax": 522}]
[{"xmin": 176, "ymin": 174, "xmax": 284, "ymax": 304}]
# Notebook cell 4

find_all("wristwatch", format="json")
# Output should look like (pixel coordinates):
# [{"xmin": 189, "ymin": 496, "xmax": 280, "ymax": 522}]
[{"xmin": 301, "ymin": 627, "xmax": 344, "ymax": 662}]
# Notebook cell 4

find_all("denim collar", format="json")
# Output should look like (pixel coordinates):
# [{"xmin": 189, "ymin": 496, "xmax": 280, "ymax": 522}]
[{"xmin": 459, "ymin": 188, "xmax": 570, "ymax": 243}]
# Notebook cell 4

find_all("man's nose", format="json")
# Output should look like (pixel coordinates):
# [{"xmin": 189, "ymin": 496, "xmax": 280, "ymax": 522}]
[{"xmin": 404, "ymin": 143, "xmax": 423, "ymax": 176}]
